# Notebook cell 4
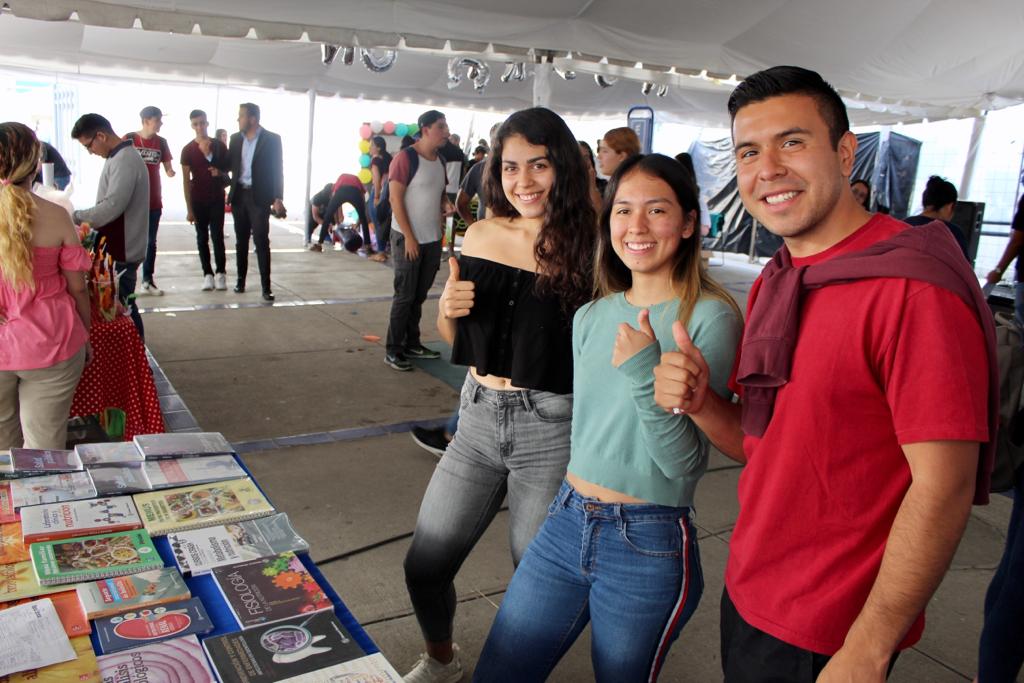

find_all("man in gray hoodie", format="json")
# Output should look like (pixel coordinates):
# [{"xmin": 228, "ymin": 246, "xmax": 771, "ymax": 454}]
[{"xmin": 72, "ymin": 113, "xmax": 150, "ymax": 339}]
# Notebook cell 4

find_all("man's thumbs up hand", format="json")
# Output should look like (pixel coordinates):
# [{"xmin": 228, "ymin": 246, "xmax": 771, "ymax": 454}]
[
  {"xmin": 612, "ymin": 308, "xmax": 658, "ymax": 368},
  {"xmin": 440, "ymin": 257, "xmax": 475, "ymax": 319},
  {"xmin": 653, "ymin": 320, "xmax": 711, "ymax": 414}
]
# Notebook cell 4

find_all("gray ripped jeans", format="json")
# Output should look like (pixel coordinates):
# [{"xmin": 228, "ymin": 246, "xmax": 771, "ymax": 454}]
[{"xmin": 403, "ymin": 371, "xmax": 573, "ymax": 643}]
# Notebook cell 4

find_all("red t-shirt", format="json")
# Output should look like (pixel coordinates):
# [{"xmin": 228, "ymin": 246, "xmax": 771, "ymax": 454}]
[
  {"xmin": 126, "ymin": 133, "xmax": 171, "ymax": 210},
  {"xmin": 725, "ymin": 214, "xmax": 989, "ymax": 655},
  {"xmin": 332, "ymin": 173, "xmax": 364, "ymax": 193}
]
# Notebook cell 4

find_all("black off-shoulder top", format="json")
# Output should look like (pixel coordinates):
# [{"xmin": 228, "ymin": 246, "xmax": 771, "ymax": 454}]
[{"xmin": 451, "ymin": 255, "xmax": 574, "ymax": 394}]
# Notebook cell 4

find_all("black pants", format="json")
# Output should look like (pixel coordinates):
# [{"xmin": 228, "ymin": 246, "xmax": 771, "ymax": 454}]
[
  {"xmin": 386, "ymin": 234, "xmax": 441, "ymax": 356},
  {"xmin": 194, "ymin": 198, "xmax": 226, "ymax": 276},
  {"xmin": 322, "ymin": 185, "xmax": 371, "ymax": 248},
  {"xmin": 720, "ymin": 589, "xmax": 900, "ymax": 682},
  {"xmin": 114, "ymin": 260, "xmax": 143, "ymax": 340},
  {"xmin": 306, "ymin": 206, "xmax": 326, "ymax": 244},
  {"xmin": 232, "ymin": 188, "xmax": 272, "ymax": 293}
]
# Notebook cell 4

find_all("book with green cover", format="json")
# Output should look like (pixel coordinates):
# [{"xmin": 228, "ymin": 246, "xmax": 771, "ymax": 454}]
[
  {"xmin": 30, "ymin": 530, "xmax": 163, "ymax": 586},
  {"xmin": 133, "ymin": 478, "xmax": 274, "ymax": 536}
]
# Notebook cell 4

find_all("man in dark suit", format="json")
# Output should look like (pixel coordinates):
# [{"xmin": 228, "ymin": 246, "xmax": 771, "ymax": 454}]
[{"xmin": 228, "ymin": 102, "xmax": 285, "ymax": 302}]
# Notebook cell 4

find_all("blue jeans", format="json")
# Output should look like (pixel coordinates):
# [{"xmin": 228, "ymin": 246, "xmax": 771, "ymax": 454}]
[
  {"xmin": 142, "ymin": 208, "xmax": 161, "ymax": 283},
  {"xmin": 979, "ymin": 464, "xmax": 1024, "ymax": 682},
  {"xmin": 474, "ymin": 480, "xmax": 703, "ymax": 683},
  {"xmin": 404, "ymin": 372, "xmax": 572, "ymax": 643}
]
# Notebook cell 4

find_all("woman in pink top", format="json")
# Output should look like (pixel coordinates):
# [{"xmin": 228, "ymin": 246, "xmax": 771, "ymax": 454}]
[{"xmin": 0, "ymin": 122, "xmax": 92, "ymax": 449}]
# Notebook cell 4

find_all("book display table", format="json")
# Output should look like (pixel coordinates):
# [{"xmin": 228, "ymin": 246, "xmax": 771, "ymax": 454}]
[
  {"xmin": 70, "ymin": 314, "xmax": 165, "ymax": 440},
  {"xmin": 101, "ymin": 452, "xmax": 379, "ymax": 666}
]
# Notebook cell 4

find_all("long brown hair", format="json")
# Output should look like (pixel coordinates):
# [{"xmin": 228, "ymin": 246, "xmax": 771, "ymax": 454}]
[
  {"xmin": 484, "ymin": 107, "xmax": 596, "ymax": 310},
  {"xmin": 596, "ymin": 154, "xmax": 740, "ymax": 326},
  {"xmin": 0, "ymin": 122, "xmax": 40, "ymax": 291}
]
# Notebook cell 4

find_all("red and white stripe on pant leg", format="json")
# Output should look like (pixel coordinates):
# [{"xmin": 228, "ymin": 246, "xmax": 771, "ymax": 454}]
[{"xmin": 647, "ymin": 518, "xmax": 692, "ymax": 683}]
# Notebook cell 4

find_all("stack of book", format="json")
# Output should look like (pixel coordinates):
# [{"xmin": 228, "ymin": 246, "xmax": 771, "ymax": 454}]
[{"xmin": 0, "ymin": 432, "xmax": 399, "ymax": 682}]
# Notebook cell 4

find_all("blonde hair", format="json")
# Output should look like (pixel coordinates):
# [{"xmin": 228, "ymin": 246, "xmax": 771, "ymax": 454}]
[{"xmin": 0, "ymin": 122, "xmax": 40, "ymax": 291}]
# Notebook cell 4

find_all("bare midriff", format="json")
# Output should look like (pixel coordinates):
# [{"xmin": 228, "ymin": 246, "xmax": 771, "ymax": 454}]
[
  {"xmin": 470, "ymin": 367, "xmax": 525, "ymax": 391},
  {"xmin": 565, "ymin": 472, "xmax": 648, "ymax": 504}
]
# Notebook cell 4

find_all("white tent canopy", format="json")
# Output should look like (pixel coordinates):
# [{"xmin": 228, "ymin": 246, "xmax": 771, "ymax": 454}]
[{"xmin": 2, "ymin": 0, "xmax": 1023, "ymax": 126}]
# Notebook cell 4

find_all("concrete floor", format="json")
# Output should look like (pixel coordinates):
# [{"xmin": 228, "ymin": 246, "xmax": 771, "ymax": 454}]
[{"xmin": 140, "ymin": 217, "xmax": 1014, "ymax": 682}]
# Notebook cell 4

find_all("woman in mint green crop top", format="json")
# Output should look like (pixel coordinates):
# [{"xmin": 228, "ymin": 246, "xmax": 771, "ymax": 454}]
[{"xmin": 474, "ymin": 154, "xmax": 743, "ymax": 682}]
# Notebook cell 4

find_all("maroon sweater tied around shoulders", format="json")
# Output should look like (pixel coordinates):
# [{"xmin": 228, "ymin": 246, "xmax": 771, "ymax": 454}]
[{"xmin": 736, "ymin": 221, "xmax": 997, "ymax": 504}]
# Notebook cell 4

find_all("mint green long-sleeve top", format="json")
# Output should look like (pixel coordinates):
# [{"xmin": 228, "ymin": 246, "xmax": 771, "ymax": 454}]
[{"xmin": 568, "ymin": 292, "xmax": 743, "ymax": 507}]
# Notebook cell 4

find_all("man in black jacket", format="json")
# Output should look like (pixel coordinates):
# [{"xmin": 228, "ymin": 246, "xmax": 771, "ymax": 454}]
[{"xmin": 228, "ymin": 102, "xmax": 285, "ymax": 302}]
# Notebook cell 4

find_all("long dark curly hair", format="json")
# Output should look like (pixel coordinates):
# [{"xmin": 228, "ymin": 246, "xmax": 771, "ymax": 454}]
[{"xmin": 483, "ymin": 107, "xmax": 596, "ymax": 309}]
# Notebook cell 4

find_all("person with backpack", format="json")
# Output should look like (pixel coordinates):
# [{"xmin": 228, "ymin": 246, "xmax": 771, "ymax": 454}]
[
  {"xmin": 383, "ymin": 110, "xmax": 453, "ymax": 372},
  {"xmin": 977, "ymin": 191, "xmax": 1024, "ymax": 683}
]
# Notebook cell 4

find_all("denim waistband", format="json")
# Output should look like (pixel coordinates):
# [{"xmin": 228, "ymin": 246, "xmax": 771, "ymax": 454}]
[
  {"xmin": 554, "ymin": 480, "xmax": 690, "ymax": 521},
  {"xmin": 464, "ymin": 372, "xmax": 568, "ymax": 408}
]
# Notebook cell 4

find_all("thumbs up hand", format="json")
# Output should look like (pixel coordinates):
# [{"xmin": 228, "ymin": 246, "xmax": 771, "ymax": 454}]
[
  {"xmin": 612, "ymin": 309, "xmax": 658, "ymax": 368},
  {"xmin": 440, "ymin": 257, "xmax": 475, "ymax": 319},
  {"xmin": 653, "ymin": 321, "xmax": 711, "ymax": 414}
]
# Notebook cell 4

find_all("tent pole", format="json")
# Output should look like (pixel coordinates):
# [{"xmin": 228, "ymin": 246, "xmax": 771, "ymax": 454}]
[
  {"xmin": 748, "ymin": 218, "xmax": 759, "ymax": 263},
  {"xmin": 303, "ymin": 89, "xmax": 316, "ymax": 242},
  {"xmin": 533, "ymin": 62, "xmax": 553, "ymax": 108},
  {"xmin": 960, "ymin": 115, "xmax": 987, "ymax": 199}
]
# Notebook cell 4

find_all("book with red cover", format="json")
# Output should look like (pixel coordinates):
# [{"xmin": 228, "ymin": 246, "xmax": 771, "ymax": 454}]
[{"xmin": 0, "ymin": 484, "xmax": 18, "ymax": 524}]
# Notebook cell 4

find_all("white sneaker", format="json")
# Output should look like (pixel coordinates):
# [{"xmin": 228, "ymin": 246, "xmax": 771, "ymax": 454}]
[
  {"xmin": 141, "ymin": 281, "xmax": 164, "ymax": 296},
  {"xmin": 404, "ymin": 644, "xmax": 463, "ymax": 683},
  {"xmin": 215, "ymin": 273, "xmax": 227, "ymax": 290},
  {"xmin": 201, "ymin": 274, "xmax": 215, "ymax": 291}
]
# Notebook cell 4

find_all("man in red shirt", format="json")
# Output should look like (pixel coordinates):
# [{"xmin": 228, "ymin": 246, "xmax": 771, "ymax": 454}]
[
  {"xmin": 653, "ymin": 66, "xmax": 990, "ymax": 682},
  {"xmin": 126, "ymin": 106, "xmax": 175, "ymax": 296}
]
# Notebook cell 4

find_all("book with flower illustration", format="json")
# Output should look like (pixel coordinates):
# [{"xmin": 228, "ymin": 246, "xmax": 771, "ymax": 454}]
[
  {"xmin": 9, "ymin": 472, "xmax": 97, "ymax": 510},
  {"xmin": 143, "ymin": 455, "xmax": 247, "ymax": 490},
  {"xmin": 2, "ymin": 634, "xmax": 99, "ymax": 682},
  {"xmin": 132, "ymin": 478, "xmax": 274, "ymax": 537},
  {"xmin": 97, "ymin": 635, "xmax": 214, "ymax": 683},
  {"xmin": 76, "ymin": 567, "xmax": 190, "ymax": 619},
  {"xmin": 0, "ymin": 591, "xmax": 90, "ymax": 638},
  {"xmin": 20, "ymin": 497, "xmax": 142, "ymax": 544},
  {"xmin": 212, "ymin": 551, "xmax": 332, "ymax": 629},
  {"xmin": 132, "ymin": 433, "xmax": 234, "ymax": 459},
  {"xmin": 168, "ymin": 513, "xmax": 310, "ymax": 576},
  {"xmin": 0, "ymin": 522, "xmax": 29, "ymax": 565},
  {"xmin": 30, "ymin": 530, "xmax": 163, "ymax": 586},
  {"xmin": 73, "ymin": 442, "xmax": 144, "ymax": 467}
]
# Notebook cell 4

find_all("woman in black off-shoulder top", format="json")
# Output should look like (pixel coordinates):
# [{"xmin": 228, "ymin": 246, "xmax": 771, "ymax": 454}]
[{"xmin": 402, "ymin": 107, "xmax": 597, "ymax": 681}]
